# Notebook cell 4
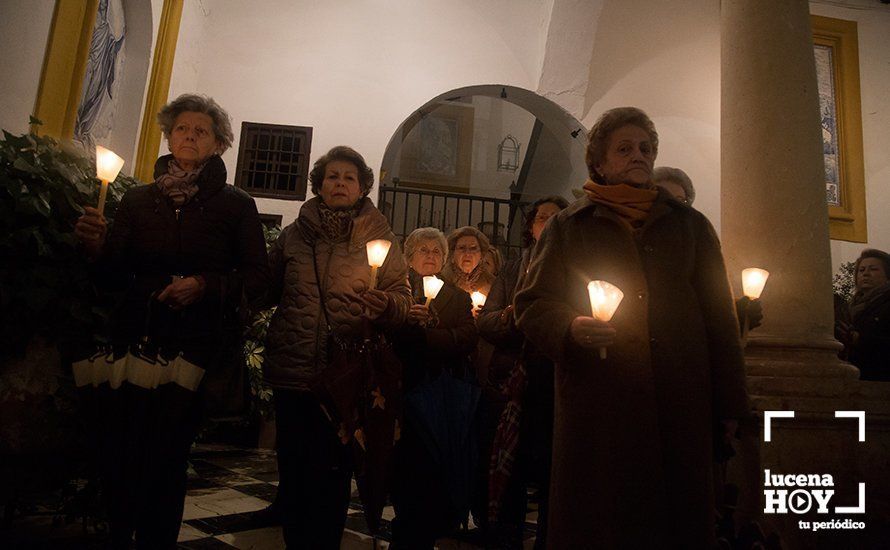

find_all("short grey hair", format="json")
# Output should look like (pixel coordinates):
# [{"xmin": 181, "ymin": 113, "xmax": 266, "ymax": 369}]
[
  {"xmin": 157, "ymin": 94, "xmax": 235, "ymax": 154},
  {"xmin": 404, "ymin": 227, "xmax": 448, "ymax": 264},
  {"xmin": 652, "ymin": 166, "xmax": 696, "ymax": 205},
  {"xmin": 586, "ymin": 107, "xmax": 659, "ymax": 184}
]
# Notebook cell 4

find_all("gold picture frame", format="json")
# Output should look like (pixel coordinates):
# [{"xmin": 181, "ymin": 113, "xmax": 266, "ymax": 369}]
[
  {"xmin": 812, "ymin": 15, "xmax": 867, "ymax": 243},
  {"xmin": 398, "ymin": 102, "xmax": 474, "ymax": 193}
]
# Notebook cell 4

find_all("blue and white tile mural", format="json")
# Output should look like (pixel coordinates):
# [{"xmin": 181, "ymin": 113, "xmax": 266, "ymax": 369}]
[
  {"xmin": 75, "ymin": 0, "xmax": 126, "ymax": 151},
  {"xmin": 814, "ymin": 44, "xmax": 841, "ymax": 207}
]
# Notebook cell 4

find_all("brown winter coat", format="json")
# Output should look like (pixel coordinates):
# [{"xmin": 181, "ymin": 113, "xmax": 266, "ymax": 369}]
[
  {"xmin": 514, "ymin": 190, "xmax": 749, "ymax": 549},
  {"xmin": 263, "ymin": 197, "xmax": 412, "ymax": 390}
]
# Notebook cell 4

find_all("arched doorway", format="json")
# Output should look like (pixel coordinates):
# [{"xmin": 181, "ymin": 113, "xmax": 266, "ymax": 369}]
[{"xmin": 379, "ymin": 85, "xmax": 587, "ymax": 259}]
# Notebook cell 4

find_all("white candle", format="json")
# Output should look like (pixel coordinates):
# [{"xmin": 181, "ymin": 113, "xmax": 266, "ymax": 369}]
[
  {"xmin": 741, "ymin": 268, "xmax": 770, "ymax": 299},
  {"xmin": 587, "ymin": 280, "xmax": 625, "ymax": 359},
  {"xmin": 423, "ymin": 275, "xmax": 445, "ymax": 306},
  {"xmin": 366, "ymin": 239, "xmax": 392, "ymax": 289},
  {"xmin": 471, "ymin": 291, "xmax": 487, "ymax": 310},
  {"xmin": 95, "ymin": 145, "xmax": 124, "ymax": 215}
]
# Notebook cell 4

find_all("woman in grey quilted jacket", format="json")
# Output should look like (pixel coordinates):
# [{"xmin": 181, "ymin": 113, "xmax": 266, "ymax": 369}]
[{"xmin": 263, "ymin": 146, "xmax": 411, "ymax": 549}]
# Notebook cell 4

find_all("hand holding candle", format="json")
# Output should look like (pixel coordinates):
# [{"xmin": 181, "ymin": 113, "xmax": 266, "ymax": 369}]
[
  {"xmin": 740, "ymin": 268, "xmax": 769, "ymax": 344},
  {"xmin": 366, "ymin": 239, "xmax": 392, "ymax": 289},
  {"xmin": 423, "ymin": 275, "xmax": 444, "ymax": 306},
  {"xmin": 95, "ymin": 146, "xmax": 124, "ymax": 215},
  {"xmin": 587, "ymin": 280, "xmax": 624, "ymax": 359},
  {"xmin": 470, "ymin": 291, "xmax": 487, "ymax": 317}
]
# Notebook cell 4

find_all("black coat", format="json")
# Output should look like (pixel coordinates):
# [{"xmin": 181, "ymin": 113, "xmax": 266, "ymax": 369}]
[
  {"xmin": 99, "ymin": 154, "xmax": 269, "ymax": 367},
  {"xmin": 391, "ymin": 270, "xmax": 478, "ymax": 390},
  {"xmin": 849, "ymin": 286, "xmax": 890, "ymax": 381},
  {"xmin": 514, "ymin": 191, "xmax": 748, "ymax": 548},
  {"xmin": 477, "ymin": 249, "xmax": 528, "ymax": 391}
]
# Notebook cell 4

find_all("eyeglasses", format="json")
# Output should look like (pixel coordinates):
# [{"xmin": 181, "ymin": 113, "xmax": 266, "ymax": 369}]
[
  {"xmin": 455, "ymin": 245, "xmax": 480, "ymax": 254},
  {"xmin": 416, "ymin": 247, "xmax": 443, "ymax": 257}
]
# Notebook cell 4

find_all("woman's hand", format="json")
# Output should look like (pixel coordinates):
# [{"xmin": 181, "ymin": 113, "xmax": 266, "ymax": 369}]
[
  {"xmin": 362, "ymin": 288, "xmax": 391, "ymax": 319},
  {"xmin": 74, "ymin": 207, "xmax": 107, "ymax": 258},
  {"xmin": 158, "ymin": 276, "xmax": 205, "ymax": 310},
  {"xmin": 407, "ymin": 304, "xmax": 432, "ymax": 325},
  {"xmin": 569, "ymin": 316, "xmax": 616, "ymax": 349}
]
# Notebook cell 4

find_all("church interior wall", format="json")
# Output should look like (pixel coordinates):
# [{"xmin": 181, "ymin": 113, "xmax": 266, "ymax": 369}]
[
  {"xmin": 0, "ymin": 0, "xmax": 56, "ymax": 134},
  {"xmin": 164, "ymin": 0, "xmax": 552, "ymax": 225},
  {"xmin": 0, "ymin": 0, "xmax": 885, "ymax": 271}
]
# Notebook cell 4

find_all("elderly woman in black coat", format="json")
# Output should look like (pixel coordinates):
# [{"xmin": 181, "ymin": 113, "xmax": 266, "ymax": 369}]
[
  {"xmin": 74, "ymin": 93, "xmax": 269, "ymax": 548},
  {"xmin": 514, "ymin": 107, "xmax": 748, "ymax": 548},
  {"xmin": 476, "ymin": 195, "xmax": 568, "ymax": 549},
  {"xmin": 838, "ymin": 248, "xmax": 890, "ymax": 381},
  {"xmin": 389, "ymin": 226, "xmax": 478, "ymax": 549}
]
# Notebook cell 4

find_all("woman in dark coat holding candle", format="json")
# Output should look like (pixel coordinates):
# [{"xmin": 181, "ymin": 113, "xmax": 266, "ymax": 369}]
[
  {"xmin": 389, "ymin": 226, "xmax": 478, "ymax": 549},
  {"xmin": 514, "ymin": 107, "xmax": 749, "ymax": 548},
  {"xmin": 73, "ymin": 93, "xmax": 269, "ymax": 548},
  {"xmin": 263, "ymin": 145, "xmax": 412, "ymax": 548}
]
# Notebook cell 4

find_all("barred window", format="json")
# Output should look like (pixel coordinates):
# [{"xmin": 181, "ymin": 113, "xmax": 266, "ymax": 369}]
[{"xmin": 235, "ymin": 122, "xmax": 312, "ymax": 200}]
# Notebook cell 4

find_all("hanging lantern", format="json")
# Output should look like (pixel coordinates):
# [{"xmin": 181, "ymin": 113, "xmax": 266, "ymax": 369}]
[{"xmin": 497, "ymin": 134, "xmax": 521, "ymax": 172}]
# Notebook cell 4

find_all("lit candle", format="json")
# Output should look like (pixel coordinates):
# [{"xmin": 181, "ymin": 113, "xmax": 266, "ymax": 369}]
[
  {"xmin": 422, "ymin": 275, "xmax": 445, "ymax": 306},
  {"xmin": 471, "ymin": 291, "xmax": 487, "ymax": 310},
  {"xmin": 740, "ymin": 268, "xmax": 769, "ymax": 345},
  {"xmin": 587, "ymin": 280, "xmax": 624, "ymax": 359},
  {"xmin": 95, "ymin": 146, "xmax": 124, "ymax": 215},
  {"xmin": 741, "ymin": 268, "xmax": 769, "ymax": 299},
  {"xmin": 366, "ymin": 239, "xmax": 392, "ymax": 289}
]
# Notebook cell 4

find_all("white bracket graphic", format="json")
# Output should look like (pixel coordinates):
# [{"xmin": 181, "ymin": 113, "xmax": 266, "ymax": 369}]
[
  {"xmin": 835, "ymin": 483, "xmax": 866, "ymax": 514},
  {"xmin": 835, "ymin": 410, "xmax": 866, "ymax": 442},
  {"xmin": 764, "ymin": 410, "xmax": 795, "ymax": 442}
]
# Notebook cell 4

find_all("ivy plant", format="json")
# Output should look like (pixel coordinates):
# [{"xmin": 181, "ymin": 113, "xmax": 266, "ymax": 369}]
[
  {"xmin": 243, "ymin": 223, "xmax": 281, "ymax": 419},
  {"xmin": 0, "ymin": 119, "xmax": 139, "ymax": 361}
]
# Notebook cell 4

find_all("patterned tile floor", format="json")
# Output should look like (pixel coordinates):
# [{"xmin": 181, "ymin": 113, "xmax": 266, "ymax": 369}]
[{"xmin": 3, "ymin": 444, "xmax": 539, "ymax": 549}]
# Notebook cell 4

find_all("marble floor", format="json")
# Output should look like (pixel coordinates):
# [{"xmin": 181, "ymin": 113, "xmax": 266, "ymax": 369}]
[{"xmin": 3, "ymin": 443, "xmax": 539, "ymax": 549}]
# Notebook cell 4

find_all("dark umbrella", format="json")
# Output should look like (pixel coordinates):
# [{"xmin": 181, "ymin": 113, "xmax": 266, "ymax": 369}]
[
  {"xmin": 404, "ymin": 369, "xmax": 481, "ymax": 525},
  {"xmin": 312, "ymin": 332, "xmax": 403, "ymax": 536}
]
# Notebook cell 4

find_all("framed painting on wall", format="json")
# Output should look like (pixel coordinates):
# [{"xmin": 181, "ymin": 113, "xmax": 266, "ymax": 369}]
[
  {"xmin": 398, "ymin": 102, "xmax": 474, "ymax": 193},
  {"xmin": 812, "ymin": 14, "xmax": 867, "ymax": 243}
]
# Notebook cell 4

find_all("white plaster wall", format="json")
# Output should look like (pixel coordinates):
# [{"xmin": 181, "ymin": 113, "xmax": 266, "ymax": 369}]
[
  {"xmin": 166, "ymin": 0, "xmax": 548, "ymax": 225},
  {"xmin": 104, "ymin": 0, "xmax": 153, "ymax": 176},
  {"xmin": 809, "ymin": 2, "xmax": 890, "ymax": 274},
  {"xmin": 0, "ymin": 0, "xmax": 55, "ymax": 134},
  {"xmin": 581, "ymin": 0, "xmax": 723, "ymax": 229}
]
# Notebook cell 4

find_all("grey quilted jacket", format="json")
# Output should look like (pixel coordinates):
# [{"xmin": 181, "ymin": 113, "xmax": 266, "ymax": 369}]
[{"xmin": 263, "ymin": 196, "xmax": 411, "ymax": 390}]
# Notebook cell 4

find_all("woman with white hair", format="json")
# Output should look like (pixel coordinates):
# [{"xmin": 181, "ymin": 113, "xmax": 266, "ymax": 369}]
[
  {"xmin": 389, "ymin": 227, "xmax": 478, "ymax": 549},
  {"xmin": 74, "ymin": 93, "xmax": 269, "ymax": 547},
  {"xmin": 652, "ymin": 165, "xmax": 695, "ymax": 205}
]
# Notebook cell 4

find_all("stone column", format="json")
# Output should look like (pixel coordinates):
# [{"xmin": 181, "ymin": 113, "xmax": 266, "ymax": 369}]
[
  {"xmin": 721, "ymin": 0, "xmax": 853, "ymax": 378},
  {"xmin": 720, "ymin": 1, "xmax": 880, "ymax": 546}
]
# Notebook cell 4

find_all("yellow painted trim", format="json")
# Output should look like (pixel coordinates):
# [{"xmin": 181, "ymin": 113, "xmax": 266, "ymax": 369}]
[
  {"xmin": 812, "ymin": 15, "xmax": 868, "ymax": 243},
  {"xmin": 133, "ymin": 0, "xmax": 184, "ymax": 182},
  {"xmin": 32, "ymin": 0, "xmax": 100, "ymax": 138}
]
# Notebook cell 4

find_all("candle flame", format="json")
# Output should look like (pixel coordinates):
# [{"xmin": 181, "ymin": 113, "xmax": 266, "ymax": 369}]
[
  {"xmin": 423, "ymin": 276, "xmax": 445, "ymax": 301},
  {"xmin": 742, "ymin": 268, "xmax": 769, "ymax": 299},
  {"xmin": 366, "ymin": 239, "xmax": 392, "ymax": 268},
  {"xmin": 587, "ymin": 280, "xmax": 624, "ymax": 321},
  {"xmin": 96, "ymin": 145, "xmax": 124, "ymax": 183}
]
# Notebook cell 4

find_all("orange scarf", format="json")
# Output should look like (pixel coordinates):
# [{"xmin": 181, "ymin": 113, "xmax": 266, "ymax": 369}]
[{"xmin": 582, "ymin": 179, "xmax": 658, "ymax": 229}]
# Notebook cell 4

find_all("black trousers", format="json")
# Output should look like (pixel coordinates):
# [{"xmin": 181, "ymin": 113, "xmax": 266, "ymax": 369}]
[
  {"xmin": 390, "ymin": 412, "xmax": 457, "ymax": 549},
  {"xmin": 98, "ymin": 383, "xmax": 202, "ymax": 550},
  {"xmin": 274, "ymin": 390, "xmax": 353, "ymax": 550}
]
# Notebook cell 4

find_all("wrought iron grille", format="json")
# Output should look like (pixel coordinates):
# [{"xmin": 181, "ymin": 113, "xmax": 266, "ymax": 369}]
[{"xmin": 378, "ymin": 185, "xmax": 530, "ymax": 261}]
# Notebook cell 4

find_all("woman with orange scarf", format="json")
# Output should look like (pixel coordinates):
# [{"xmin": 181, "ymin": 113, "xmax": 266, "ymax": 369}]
[{"xmin": 514, "ymin": 107, "xmax": 748, "ymax": 548}]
